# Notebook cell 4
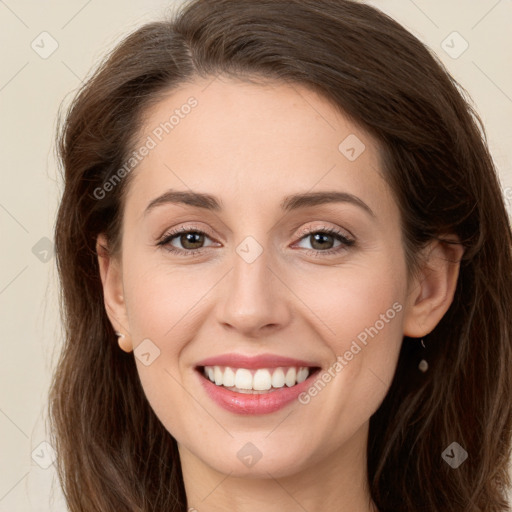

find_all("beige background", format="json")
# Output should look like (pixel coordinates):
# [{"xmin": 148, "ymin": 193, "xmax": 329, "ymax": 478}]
[{"xmin": 0, "ymin": 0, "xmax": 511, "ymax": 510}]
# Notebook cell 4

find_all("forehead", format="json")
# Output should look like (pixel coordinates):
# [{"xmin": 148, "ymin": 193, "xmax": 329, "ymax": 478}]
[{"xmin": 124, "ymin": 76, "xmax": 394, "ymax": 220}]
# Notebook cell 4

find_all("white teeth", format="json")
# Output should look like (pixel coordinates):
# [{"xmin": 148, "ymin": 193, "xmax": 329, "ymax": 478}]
[
  {"xmin": 234, "ymin": 368, "xmax": 253, "ymax": 390},
  {"xmin": 214, "ymin": 366, "xmax": 223, "ymax": 386},
  {"xmin": 253, "ymin": 369, "xmax": 272, "ymax": 391},
  {"xmin": 297, "ymin": 367, "xmax": 309, "ymax": 383},
  {"xmin": 203, "ymin": 365, "xmax": 311, "ymax": 391},
  {"xmin": 271, "ymin": 368, "xmax": 285, "ymax": 388},
  {"xmin": 223, "ymin": 367, "xmax": 235, "ymax": 387},
  {"xmin": 285, "ymin": 367, "xmax": 296, "ymax": 387}
]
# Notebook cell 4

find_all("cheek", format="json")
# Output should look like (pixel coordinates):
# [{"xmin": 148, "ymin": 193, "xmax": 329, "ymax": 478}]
[
  {"xmin": 120, "ymin": 254, "xmax": 204, "ymax": 434},
  {"xmin": 122, "ymin": 252, "xmax": 211, "ymax": 343},
  {"xmin": 120, "ymin": 253, "xmax": 206, "ymax": 395},
  {"xmin": 292, "ymin": 259, "xmax": 405, "ymax": 348},
  {"xmin": 290, "ymin": 256, "xmax": 406, "ymax": 416}
]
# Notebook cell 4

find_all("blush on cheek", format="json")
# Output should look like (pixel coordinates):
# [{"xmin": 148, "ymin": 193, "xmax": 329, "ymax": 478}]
[
  {"xmin": 123, "ymin": 263, "xmax": 203, "ymax": 343},
  {"xmin": 326, "ymin": 289, "xmax": 404, "ymax": 380}
]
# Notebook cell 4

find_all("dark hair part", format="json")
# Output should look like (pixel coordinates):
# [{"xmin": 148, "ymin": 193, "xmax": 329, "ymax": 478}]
[{"xmin": 49, "ymin": 0, "xmax": 512, "ymax": 510}]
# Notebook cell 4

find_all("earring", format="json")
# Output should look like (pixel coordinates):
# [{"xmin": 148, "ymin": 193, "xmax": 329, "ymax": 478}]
[
  {"xmin": 418, "ymin": 338, "xmax": 428, "ymax": 372},
  {"xmin": 115, "ymin": 331, "xmax": 133, "ymax": 353}
]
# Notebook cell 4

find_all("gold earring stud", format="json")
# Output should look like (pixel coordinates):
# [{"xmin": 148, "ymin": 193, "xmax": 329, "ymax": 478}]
[{"xmin": 115, "ymin": 331, "xmax": 132, "ymax": 353}]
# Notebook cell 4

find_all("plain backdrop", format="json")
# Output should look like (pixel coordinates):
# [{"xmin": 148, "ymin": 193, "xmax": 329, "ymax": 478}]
[{"xmin": 0, "ymin": 0, "xmax": 511, "ymax": 510}]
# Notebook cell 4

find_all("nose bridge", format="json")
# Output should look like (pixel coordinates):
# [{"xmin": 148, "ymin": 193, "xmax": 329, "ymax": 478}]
[
  {"xmin": 216, "ymin": 232, "xmax": 290, "ymax": 335},
  {"xmin": 234, "ymin": 234, "xmax": 272, "ymax": 296}
]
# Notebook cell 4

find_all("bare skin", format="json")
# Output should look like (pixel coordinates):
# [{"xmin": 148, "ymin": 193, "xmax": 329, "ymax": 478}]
[{"xmin": 97, "ymin": 76, "xmax": 463, "ymax": 512}]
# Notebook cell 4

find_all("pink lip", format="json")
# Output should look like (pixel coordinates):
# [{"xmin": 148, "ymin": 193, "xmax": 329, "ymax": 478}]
[
  {"xmin": 195, "ymin": 353, "xmax": 318, "ymax": 369},
  {"xmin": 197, "ymin": 373, "xmax": 318, "ymax": 415},
  {"xmin": 195, "ymin": 353, "xmax": 320, "ymax": 415}
]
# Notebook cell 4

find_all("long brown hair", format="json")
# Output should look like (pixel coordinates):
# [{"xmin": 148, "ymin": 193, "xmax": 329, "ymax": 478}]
[{"xmin": 48, "ymin": 0, "xmax": 512, "ymax": 510}]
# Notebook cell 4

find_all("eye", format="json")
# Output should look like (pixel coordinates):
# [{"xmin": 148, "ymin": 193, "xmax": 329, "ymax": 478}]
[
  {"xmin": 156, "ymin": 224, "xmax": 355, "ymax": 258},
  {"xmin": 157, "ymin": 225, "xmax": 217, "ymax": 256},
  {"xmin": 293, "ymin": 226, "xmax": 355, "ymax": 256}
]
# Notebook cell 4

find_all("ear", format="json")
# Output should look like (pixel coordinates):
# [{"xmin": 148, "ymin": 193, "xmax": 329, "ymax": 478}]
[
  {"xmin": 96, "ymin": 234, "xmax": 133, "ymax": 352},
  {"xmin": 403, "ymin": 238, "xmax": 464, "ymax": 338}
]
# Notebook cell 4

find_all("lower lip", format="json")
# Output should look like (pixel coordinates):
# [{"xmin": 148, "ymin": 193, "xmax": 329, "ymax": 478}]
[{"xmin": 197, "ymin": 369, "xmax": 318, "ymax": 415}]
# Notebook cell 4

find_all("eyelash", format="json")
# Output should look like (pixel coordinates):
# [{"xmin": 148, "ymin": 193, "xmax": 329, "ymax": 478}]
[{"xmin": 156, "ymin": 224, "xmax": 355, "ymax": 258}]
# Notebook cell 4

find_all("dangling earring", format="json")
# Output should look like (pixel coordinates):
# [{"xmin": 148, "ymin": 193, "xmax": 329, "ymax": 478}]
[
  {"xmin": 418, "ymin": 338, "xmax": 428, "ymax": 372},
  {"xmin": 115, "ymin": 331, "xmax": 132, "ymax": 353}
]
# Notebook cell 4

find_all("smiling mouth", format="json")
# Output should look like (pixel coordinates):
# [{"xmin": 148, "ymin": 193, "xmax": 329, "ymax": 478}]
[{"xmin": 197, "ymin": 365, "xmax": 321, "ymax": 394}]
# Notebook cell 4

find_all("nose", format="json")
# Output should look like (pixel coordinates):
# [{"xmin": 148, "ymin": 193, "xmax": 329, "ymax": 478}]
[{"xmin": 215, "ymin": 240, "xmax": 292, "ymax": 338}]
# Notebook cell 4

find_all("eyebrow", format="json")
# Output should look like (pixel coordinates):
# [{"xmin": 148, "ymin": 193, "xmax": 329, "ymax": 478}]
[{"xmin": 144, "ymin": 189, "xmax": 375, "ymax": 217}]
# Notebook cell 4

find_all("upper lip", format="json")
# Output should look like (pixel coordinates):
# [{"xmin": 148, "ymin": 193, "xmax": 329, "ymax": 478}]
[{"xmin": 195, "ymin": 353, "xmax": 320, "ymax": 369}]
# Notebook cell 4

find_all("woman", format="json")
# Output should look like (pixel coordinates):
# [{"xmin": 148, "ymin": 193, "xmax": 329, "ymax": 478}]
[{"xmin": 48, "ymin": 0, "xmax": 512, "ymax": 510}]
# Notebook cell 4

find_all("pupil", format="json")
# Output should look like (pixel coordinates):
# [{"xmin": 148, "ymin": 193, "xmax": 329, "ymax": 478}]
[
  {"xmin": 312, "ymin": 233, "xmax": 332, "ymax": 250},
  {"xmin": 183, "ymin": 232, "xmax": 203, "ymax": 249}
]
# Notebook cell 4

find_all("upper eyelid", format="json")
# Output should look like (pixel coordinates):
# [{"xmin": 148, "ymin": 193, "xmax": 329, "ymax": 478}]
[
  {"xmin": 160, "ymin": 223, "xmax": 349, "ymax": 236},
  {"xmin": 295, "ymin": 223, "xmax": 354, "ymax": 240}
]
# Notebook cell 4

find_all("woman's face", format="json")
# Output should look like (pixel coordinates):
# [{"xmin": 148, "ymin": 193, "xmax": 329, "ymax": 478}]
[{"xmin": 101, "ymin": 76, "xmax": 418, "ymax": 478}]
